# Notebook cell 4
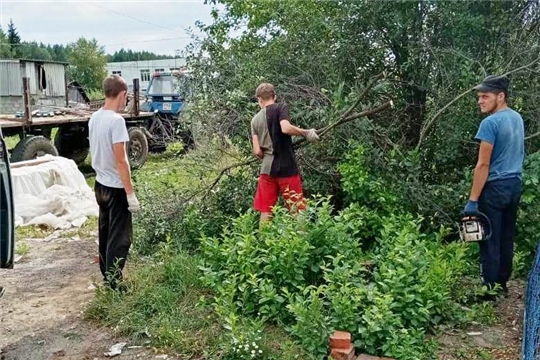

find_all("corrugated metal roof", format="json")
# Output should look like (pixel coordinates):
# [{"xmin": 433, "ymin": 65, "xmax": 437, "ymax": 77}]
[{"xmin": 11, "ymin": 58, "xmax": 68, "ymax": 65}]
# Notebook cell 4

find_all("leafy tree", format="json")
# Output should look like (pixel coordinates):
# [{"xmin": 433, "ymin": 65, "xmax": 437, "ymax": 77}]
[
  {"xmin": 20, "ymin": 41, "xmax": 53, "ymax": 61},
  {"xmin": 66, "ymin": 37, "xmax": 107, "ymax": 91},
  {"xmin": 0, "ymin": 26, "xmax": 13, "ymax": 58},
  {"xmin": 51, "ymin": 44, "xmax": 68, "ymax": 62},
  {"xmin": 107, "ymin": 48, "xmax": 176, "ymax": 62},
  {"xmin": 7, "ymin": 19, "xmax": 21, "ymax": 57},
  {"xmin": 186, "ymin": 0, "xmax": 540, "ymax": 224}
]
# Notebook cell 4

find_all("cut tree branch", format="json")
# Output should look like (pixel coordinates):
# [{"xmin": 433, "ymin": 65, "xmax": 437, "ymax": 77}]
[
  {"xmin": 416, "ymin": 56, "xmax": 540, "ymax": 150},
  {"xmin": 525, "ymin": 131, "xmax": 540, "ymax": 141},
  {"xmin": 341, "ymin": 72, "xmax": 385, "ymax": 120},
  {"xmin": 194, "ymin": 100, "xmax": 393, "ymax": 202},
  {"xmin": 172, "ymin": 75, "xmax": 393, "ymax": 213}
]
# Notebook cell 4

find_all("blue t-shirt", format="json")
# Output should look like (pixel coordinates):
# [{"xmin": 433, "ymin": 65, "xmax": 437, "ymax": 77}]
[{"xmin": 474, "ymin": 108, "xmax": 524, "ymax": 182}]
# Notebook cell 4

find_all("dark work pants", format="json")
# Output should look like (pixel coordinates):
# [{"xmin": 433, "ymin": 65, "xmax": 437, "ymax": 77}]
[
  {"xmin": 95, "ymin": 181, "xmax": 132, "ymax": 287},
  {"xmin": 478, "ymin": 178, "xmax": 522, "ymax": 289}
]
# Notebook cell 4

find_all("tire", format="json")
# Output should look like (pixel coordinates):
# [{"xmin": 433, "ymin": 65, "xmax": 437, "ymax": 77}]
[
  {"xmin": 127, "ymin": 127, "xmax": 149, "ymax": 169},
  {"xmin": 54, "ymin": 128, "xmax": 89, "ymax": 165},
  {"xmin": 11, "ymin": 136, "xmax": 59, "ymax": 162}
]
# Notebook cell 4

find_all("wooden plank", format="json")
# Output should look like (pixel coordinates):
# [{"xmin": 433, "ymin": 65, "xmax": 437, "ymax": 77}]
[
  {"xmin": 133, "ymin": 78, "xmax": 140, "ymax": 117},
  {"xmin": 10, "ymin": 157, "xmax": 53, "ymax": 169},
  {"xmin": 0, "ymin": 111, "xmax": 154, "ymax": 129},
  {"xmin": 22, "ymin": 77, "xmax": 31, "ymax": 124},
  {"xmin": 64, "ymin": 65, "xmax": 69, "ymax": 107},
  {"xmin": 0, "ymin": 115, "xmax": 89, "ymax": 128}
]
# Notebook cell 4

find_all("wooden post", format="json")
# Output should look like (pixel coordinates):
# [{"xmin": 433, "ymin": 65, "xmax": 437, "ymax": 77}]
[
  {"xmin": 22, "ymin": 77, "xmax": 32, "ymax": 124},
  {"xmin": 64, "ymin": 65, "xmax": 69, "ymax": 107},
  {"xmin": 133, "ymin": 78, "xmax": 140, "ymax": 116}
]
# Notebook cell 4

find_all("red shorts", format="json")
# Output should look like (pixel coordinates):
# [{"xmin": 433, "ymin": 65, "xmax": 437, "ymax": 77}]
[{"xmin": 254, "ymin": 174, "xmax": 306, "ymax": 213}]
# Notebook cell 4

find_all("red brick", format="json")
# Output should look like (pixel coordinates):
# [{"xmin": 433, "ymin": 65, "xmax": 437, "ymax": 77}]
[
  {"xmin": 330, "ymin": 345, "xmax": 355, "ymax": 360},
  {"xmin": 330, "ymin": 331, "xmax": 352, "ymax": 349}
]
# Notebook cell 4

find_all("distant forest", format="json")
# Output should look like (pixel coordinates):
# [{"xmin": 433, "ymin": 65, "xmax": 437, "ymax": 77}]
[{"xmin": 0, "ymin": 19, "xmax": 178, "ymax": 62}]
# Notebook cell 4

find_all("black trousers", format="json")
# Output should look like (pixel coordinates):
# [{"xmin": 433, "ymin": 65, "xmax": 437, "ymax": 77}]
[
  {"xmin": 95, "ymin": 181, "xmax": 132, "ymax": 286},
  {"xmin": 478, "ymin": 178, "xmax": 522, "ymax": 289}
]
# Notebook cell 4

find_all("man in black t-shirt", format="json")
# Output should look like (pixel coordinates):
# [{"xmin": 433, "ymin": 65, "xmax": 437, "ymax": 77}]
[{"xmin": 251, "ymin": 83, "xmax": 319, "ymax": 224}]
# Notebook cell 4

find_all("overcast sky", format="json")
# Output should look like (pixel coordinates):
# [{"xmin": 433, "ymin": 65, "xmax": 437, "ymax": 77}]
[{"xmin": 0, "ymin": 0, "xmax": 217, "ymax": 56}]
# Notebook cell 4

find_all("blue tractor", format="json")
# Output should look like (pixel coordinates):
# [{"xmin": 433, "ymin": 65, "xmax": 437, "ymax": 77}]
[{"xmin": 141, "ymin": 70, "xmax": 194, "ymax": 151}]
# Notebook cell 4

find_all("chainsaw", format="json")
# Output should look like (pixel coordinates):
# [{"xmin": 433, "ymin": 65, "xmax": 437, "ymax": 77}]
[{"xmin": 459, "ymin": 211, "xmax": 492, "ymax": 243}]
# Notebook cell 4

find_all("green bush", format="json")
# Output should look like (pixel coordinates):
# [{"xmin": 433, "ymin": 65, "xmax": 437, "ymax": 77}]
[
  {"xmin": 200, "ymin": 196, "xmax": 470, "ymax": 359},
  {"xmin": 516, "ymin": 151, "xmax": 540, "ymax": 272}
]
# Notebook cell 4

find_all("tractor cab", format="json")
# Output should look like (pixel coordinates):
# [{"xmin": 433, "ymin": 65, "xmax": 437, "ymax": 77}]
[{"xmin": 141, "ymin": 70, "xmax": 192, "ymax": 119}]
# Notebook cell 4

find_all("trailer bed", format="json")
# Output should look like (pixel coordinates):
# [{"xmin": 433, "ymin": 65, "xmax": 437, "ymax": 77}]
[{"xmin": 0, "ymin": 112, "xmax": 154, "ymax": 129}]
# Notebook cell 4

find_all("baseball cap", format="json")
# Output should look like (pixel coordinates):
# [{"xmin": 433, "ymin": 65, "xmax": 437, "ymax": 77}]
[{"xmin": 474, "ymin": 75, "xmax": 510, "ymax": 92}]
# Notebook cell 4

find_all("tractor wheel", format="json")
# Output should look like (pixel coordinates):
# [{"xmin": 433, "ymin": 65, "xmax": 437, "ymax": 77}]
[
  {"xmin": 54, "ymin": 127, "xmax": 89, "ymax": 165},
  {"xmin": 127, "ymin": 127, "xmax": 149, "ymax": 169},
  {"xmin": 10, "ymin": 136, "xmax": 59, "ymax": 162}
]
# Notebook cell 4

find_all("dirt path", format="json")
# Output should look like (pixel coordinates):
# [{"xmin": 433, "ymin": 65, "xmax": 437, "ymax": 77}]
[
  {"xmin": 0, "ymin": 232, "xmax": 173, "ymax": 360},
  {"xmin": 437, "ymin": 281, "xmax": 525, "ymax": 360}
]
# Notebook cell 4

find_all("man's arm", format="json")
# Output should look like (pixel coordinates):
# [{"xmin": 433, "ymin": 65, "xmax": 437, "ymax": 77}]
[
  {"xmin": 113, "ymin": 143, "xmax": 134, "ymax": 194},
  {"xmin": 252, "ymin": 134, "xmax": 263, "ymax": 159},
  {"xmin": 280, "ymin": 119, "xmax": 307, "ymax": 137},
  {"xmin": 469, "ymin": 141, "xmax": 494, "ymax": 201}
]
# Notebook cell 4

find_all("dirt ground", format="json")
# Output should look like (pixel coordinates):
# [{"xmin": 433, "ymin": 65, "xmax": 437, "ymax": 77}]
[
  {"xmin": 0, "ymin": 231, "xmax": 175, "ymax": 360},
  {"xmin": 437, "ymin": 281, "xmax": 525, "ymax": 360}
]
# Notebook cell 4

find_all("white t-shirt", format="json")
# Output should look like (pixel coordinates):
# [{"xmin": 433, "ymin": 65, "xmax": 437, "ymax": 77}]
[{"xmin": 88, "ymin": 109, "xmax": 129, "ymax": 188}]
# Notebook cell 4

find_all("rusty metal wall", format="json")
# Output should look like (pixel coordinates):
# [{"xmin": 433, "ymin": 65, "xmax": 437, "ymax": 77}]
[{"xmin": 0, "ymin": 60, "xmax": 22, "ymax": 96}]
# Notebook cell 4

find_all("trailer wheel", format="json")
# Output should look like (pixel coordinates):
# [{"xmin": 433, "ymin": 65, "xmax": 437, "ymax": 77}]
[
  {"xmin": 54, "ymin": 128, "xmax": 89, "ymax": 165},
  {"xmin": 11, "ymin": 135, "xmax": 59, "ymax": 162},
  {"xmin": 127, "ymin": 127, "xmax": 148, "ymax": 169}
]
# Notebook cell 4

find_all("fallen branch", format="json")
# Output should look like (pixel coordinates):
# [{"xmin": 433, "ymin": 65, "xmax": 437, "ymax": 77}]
[
  {"xmin": 525, "ymin": 131, "xmax": 540, "ymax": 141},
  {"xmin": 171, "ymin": 75, "xmax": 393, "ymax": 213},
  {"xmin": 341, "ymin": 72, "xmax": 385, "ymax": 120},
  {"xmin": 294, "ymin": 100, "xmax": 394, "ymax": 149},
  {"xmin": 416, "ymin": 56, "xmax": 540, "ymax": 150},
  {"xmin": 193, "ymin": 100, "xmax": 393, "ymax": 203}
]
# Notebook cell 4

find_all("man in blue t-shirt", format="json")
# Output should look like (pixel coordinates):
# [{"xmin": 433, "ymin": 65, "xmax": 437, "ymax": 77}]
[{"xmin": 463, "ymin": 75, "xmax": 524, "ymax": 298}]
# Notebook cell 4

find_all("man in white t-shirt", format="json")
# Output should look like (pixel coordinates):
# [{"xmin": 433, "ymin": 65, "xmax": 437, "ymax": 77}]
[{"xmin": 89, "ymin": 75, "xmax": 140, "ymax": 289}]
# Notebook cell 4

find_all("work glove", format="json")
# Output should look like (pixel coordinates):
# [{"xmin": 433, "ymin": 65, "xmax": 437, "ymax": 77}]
[
  {"xmin": 463, "ymin": 200, "xmax": 479, "ymax": 215},
  {"xmin": 127, "ymin": 193, "xmax": 140, "ymax": 213},
  {"xmin": 305, "ymin": 128, "xmax": 320, "ymax": 143}
]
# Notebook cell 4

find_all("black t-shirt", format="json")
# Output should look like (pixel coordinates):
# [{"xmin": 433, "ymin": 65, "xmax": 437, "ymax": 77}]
[{"xmin": 266, "ymin": 103, "xmax": 299, "ymax": 177}]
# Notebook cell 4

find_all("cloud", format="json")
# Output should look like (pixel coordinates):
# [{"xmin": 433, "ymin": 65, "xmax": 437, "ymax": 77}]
[{"xmin": 0, "ymin": 0, "xmax": 215, "ymax": 55}]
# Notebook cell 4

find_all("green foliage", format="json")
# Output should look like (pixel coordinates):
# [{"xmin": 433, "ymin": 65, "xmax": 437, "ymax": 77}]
[
  {"xmin": 85, "ymin": 249, "xmax": 222, "ymax": 355},
  {"xmin": 66, "ymin": 37, "xmax": 108, "ymax": 91},
  {"xmin": 515, "ymin": 150, "xmax": 540, "ymax": 270},
  {"xmin": 86, "ymin": 242, "xmax": 310, "ymax": 359},
  {"xmin": 0, "ymin": 26, "xmax": 13, "ymax": 58},
  {"xmin": 7, "ymin": 19, "xmax": 21, "ymax": 57},
  {"xmin": 200, "ymin": 195, "xmax": 469, "ymax": 359},
  {"xmin": 131, "ymin": 144, "xmax": 255, "ymax": 254},
  {"xmin": 107, "ymin": 48, "xmax": 177, "ymax": 62},
  {"xmin": 339, "ymin": 145, "xmax": 401, "ymax": 211},
  {"xmin": 86, "ymin": 89, "xmax": 104, "ymax": 101}
]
